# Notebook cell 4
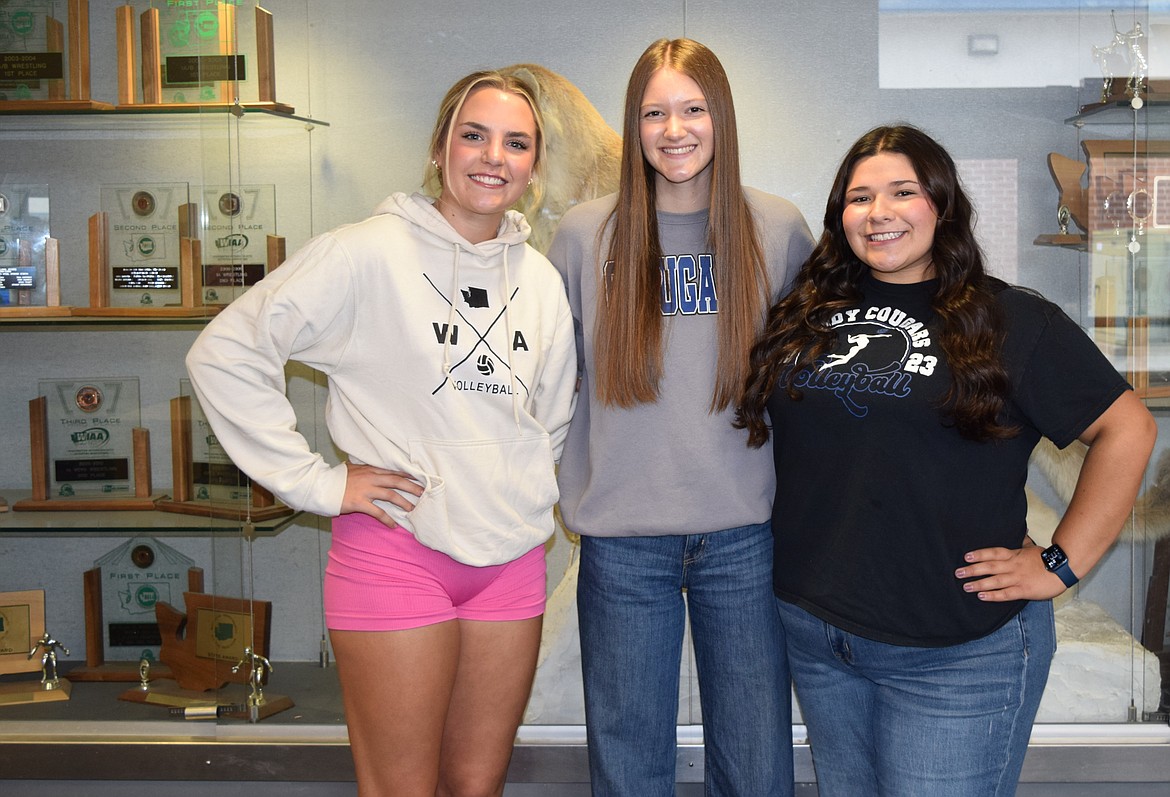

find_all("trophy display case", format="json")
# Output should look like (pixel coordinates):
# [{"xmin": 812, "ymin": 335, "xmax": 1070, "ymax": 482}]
[
  {"xmin": 4, "ymin": 1, "xmax": 1170, "ymax": 794},
  {"xmin": 0, "ymin": 0, "xmax": 329, "ymax": 774},
  {"xmin": 1043, "ymin": 79, "xmax": 1170, "ymax": 728}
]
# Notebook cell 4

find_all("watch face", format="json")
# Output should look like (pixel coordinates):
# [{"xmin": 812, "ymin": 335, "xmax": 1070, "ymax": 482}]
[{"xmin": 1041, "ymin": 545, "xmax": 1068, "ymax": 572}]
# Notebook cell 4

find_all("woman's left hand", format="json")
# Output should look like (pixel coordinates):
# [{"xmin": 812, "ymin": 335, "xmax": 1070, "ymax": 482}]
[
  {"xmin": 958, "ymin": 390, "xmax": 1157, "ymax": 603},
  {"xmin": 954, "ymin": 545, "xmax": 1067, "ymax": 602}
]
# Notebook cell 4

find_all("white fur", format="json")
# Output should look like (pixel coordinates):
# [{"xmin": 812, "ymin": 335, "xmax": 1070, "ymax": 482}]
[
  {"xmin": 1031, "ymin": 437, "xmax": 1170, "ymax": 541},
  {"xmin": 499, "ymin": 64, "xmax": 622, "ymax": 253}
]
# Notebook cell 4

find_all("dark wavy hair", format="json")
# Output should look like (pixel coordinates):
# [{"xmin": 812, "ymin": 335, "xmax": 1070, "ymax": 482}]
[{"xmin": 737, "ymin": 124, "xmax": 1017, "ymax": 447}]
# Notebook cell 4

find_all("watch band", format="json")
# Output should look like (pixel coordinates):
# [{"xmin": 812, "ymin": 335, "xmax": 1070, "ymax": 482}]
[{"xmin": 1041, "ymin": 543, "xmax": 1079, "ymax": 588}]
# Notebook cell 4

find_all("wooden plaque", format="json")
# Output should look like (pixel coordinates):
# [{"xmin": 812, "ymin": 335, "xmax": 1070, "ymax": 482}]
[
  {"xmin": 156, "ymin": 592, "xmax": 271, "ymax": 692},
  {"xmin": 0, "ymin": 590, "xmax": 45, "ymax": 676}
]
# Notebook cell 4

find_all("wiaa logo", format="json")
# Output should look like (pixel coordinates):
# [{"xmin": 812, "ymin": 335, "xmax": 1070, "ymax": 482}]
[
  {"xmin": 214, "ymin": 233, "xmax": 249, "ymax": 250},
  {"xmin": 476, "ymin": 355, "xmax": 495, "ymax": 376},
  {"xmin": 135, "ymin": 584, "xmax": 159, "ymax": 609},
  {"xmin": 70, "ymin": 428, "xmax": 110, "ymax": 446}
]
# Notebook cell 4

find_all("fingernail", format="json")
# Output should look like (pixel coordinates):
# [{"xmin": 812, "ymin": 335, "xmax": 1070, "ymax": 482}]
[
  {"xmin": 964, "ymin": 553, "xmax": 975, "ymax": 562},
  {"xmin": 955, "ymin": 568, "xmax": 967, "ymax": 578}
]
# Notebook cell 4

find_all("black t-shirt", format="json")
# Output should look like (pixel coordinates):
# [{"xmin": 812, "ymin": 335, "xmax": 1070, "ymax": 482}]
[{"xmin": 766, "ymin": 275, "xmax": 1129, "ymax": 646}]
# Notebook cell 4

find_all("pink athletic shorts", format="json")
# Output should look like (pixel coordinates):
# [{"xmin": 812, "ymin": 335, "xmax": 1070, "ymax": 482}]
[{"xmin": 324, "ymin": 512, "xmax": 547, "ymax": 631}]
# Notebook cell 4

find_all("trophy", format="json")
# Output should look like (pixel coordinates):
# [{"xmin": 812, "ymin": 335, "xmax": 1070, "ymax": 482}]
[
  {"xmin": 0, "ymin": 183, "xmax": 68, "ymax": 317},
  {"xmin": 120, "ymin": 590, "xmax": 293, "ymax": 720},
  {"xmin": 0, "ymin": 590, "xmax": 72, "ymax": 705},
  {"xmin": 70, "ymin": 537, "xmax": 204, "ymax": 682},
  {"xmin": 155, "ymin": 380, "xmax": 292, "ymax": 521},
  {"xmin": 79, "ymin": 185, "xmax": 214, "ymax": 317},
  {"xmin": 0, "ymin": 0, "xmax": 111, "ymax": 111},
  {"xmin": 116, "ymin": 1, "xmax": 293, "ymax": 113},
  {"xmin": 1153, "ymin": 176, "xmax": 1170, "ymax": 231},
  {"xmin": 199, "ymin": 183, "xmax": 281, "ymax": 306},
  {"xmin": 1034, "ymin": 153, "xmax": 1089, "ymax": 249},
  {"xmin": 1083, "ymin": 10, "xmax": 1167, "ymax": 112},
  {"xmin": 13, "ymin": 376, "xmax": 159, "ymax": 511}
]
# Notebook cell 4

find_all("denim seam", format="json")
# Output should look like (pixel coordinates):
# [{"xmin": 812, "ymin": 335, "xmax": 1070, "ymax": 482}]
[{"xmin": 991, "ymin": 606, "xmax": 1033, "ymax": 796}]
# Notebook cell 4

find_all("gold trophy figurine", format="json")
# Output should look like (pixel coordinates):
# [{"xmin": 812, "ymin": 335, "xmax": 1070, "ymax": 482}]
[{"xmin": 27, "ymin": 631, "xmax": 69, "ymax": 690}]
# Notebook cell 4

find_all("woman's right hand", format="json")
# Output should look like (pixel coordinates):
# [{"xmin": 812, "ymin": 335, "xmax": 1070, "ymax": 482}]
[{"xmin": 340, "ymin": 462, "xmax": 425, "ymax": 528}]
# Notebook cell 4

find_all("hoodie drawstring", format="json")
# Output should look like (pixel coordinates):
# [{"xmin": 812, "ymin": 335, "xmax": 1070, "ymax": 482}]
[
  {"xmin": 501, "ymin": 244, "xmax": 521, "ymax": 428},
  {"xmin": 442, "ymin": 244, "xmax": 461, "ymax": 379},
  {"xmin": 438, "ymin": 218, "xmax": 521, "ymax": 431}
]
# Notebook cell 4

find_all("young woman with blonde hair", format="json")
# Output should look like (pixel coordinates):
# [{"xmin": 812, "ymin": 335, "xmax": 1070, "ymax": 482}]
[{"xmin": 187, "ymin": 70, "xmax": 577, "ymax": 796}]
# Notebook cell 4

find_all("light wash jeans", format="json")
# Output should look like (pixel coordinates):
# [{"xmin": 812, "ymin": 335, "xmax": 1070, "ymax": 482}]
[
  {"xmin": 777, "ymin": 597, "xmax": 1056, "ymax": 797},
  {"xmin": 577, "ymin": 522, "xmax": 792, "ymax": 797}
]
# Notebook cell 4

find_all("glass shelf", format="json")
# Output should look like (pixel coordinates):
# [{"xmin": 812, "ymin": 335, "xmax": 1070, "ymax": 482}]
[
  {"xmin": 0, "ymin": 491, "xmax": 303, "ymax": 537},
  {"xmin": 0, "ymin": 103, "xmax": 327, "ymax": 124},
  {"xmin": 1067, "ymin": 98, "xmax": 1170, "ymax": 127},
  {"xmin": 0, "ymin": 105, "xmax": 328, "ymax": 139},
  {"xmin": 0, "ymin": 314, "xmax": 218, "ymax": 328}
]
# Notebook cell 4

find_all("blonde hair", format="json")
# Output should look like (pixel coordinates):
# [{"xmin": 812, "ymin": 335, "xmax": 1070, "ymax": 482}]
[{"xmin": 422, "ymin": 70, "xmax": 547, "ymax": 209}]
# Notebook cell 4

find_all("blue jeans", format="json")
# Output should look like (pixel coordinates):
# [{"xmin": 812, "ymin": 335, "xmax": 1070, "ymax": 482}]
[
  {"xmin": 777, "ymin": 598, "xmax": 1056, "ymax": 797},
  {"xmin": 577, "ymin": 523, "xmax": 792, "ymax": 797}
]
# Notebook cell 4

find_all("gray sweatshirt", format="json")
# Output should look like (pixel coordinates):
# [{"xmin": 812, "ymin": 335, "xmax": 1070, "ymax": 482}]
[{"xmin": 547, "ymin": 188, "xmax": 814, "ymax": 537}]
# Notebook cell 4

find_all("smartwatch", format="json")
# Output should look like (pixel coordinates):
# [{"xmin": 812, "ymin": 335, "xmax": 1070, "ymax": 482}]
[{"xmin": 1040, "ymin": 543, "xmax": 1079, "ymax": 588}]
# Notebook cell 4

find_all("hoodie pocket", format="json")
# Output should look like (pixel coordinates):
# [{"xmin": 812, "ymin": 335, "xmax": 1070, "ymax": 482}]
[{"xmin": 405, "ymin": 434, "xmax": 559, "ymax": 565}]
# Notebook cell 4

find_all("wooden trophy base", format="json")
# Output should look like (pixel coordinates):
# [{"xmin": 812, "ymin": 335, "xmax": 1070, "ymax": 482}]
[
  {"xmin": 0, "ymin": 678, "xmax": 72, "ymax": 707},
  {"xmin": 120, "ymin": 679, "xmax": 294, "ymax": 721},
  {"xmin": 119, "ymin": 678, "xmax": 217, "ymax": 708},
  {"xmin": 1033, "ymin": 233, "xmax": 1087, "ymax": 250},
  {"xmin": 13, "ymin": 496, "xmax": 164, "ymax": 512},
  {"xmin": 0, "ymin": 100, "xmax": 113, "ymax": 112},
  {"xmin": 228, "ymin": 694, "xmax": 294, "ymax": 721},
  {"xmin": 153, "ymin": 499, "xmax": 293, "ymax": 523},
  {"xmin": 0, "ymin": 307, "xmax": 74, "ymax": 318},
  {"xmin": 72, "ymin": 307, "xmax": 221, "ymax": 319},
  {"xmin": 69, "ymin": 660, "xmax": 174, "ymax": 683}
]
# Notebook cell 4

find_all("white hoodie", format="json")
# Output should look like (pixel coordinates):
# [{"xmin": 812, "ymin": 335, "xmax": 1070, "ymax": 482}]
[{"xmin": 185, "ymin": 192, "xmax": 578, "ymax": 566}]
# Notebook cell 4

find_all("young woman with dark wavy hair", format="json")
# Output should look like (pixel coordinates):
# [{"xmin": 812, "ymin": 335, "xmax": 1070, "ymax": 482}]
[{"xmin": 738, "ymin": 124, "xmax": 1155, "ymax": 796}]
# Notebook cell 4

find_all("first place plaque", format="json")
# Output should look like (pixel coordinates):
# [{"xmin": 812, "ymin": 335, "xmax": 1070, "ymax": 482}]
[
  {"xmin": 14, "ymin": 376, "xmax": 159, "ymax": 511},
  {"xmin": 0, "ymin": 0, "xmax": 111, "ymax": 111},
  {"xmin": 116, "ymin": 1, "xmax": 292, "ymax": 113}
]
